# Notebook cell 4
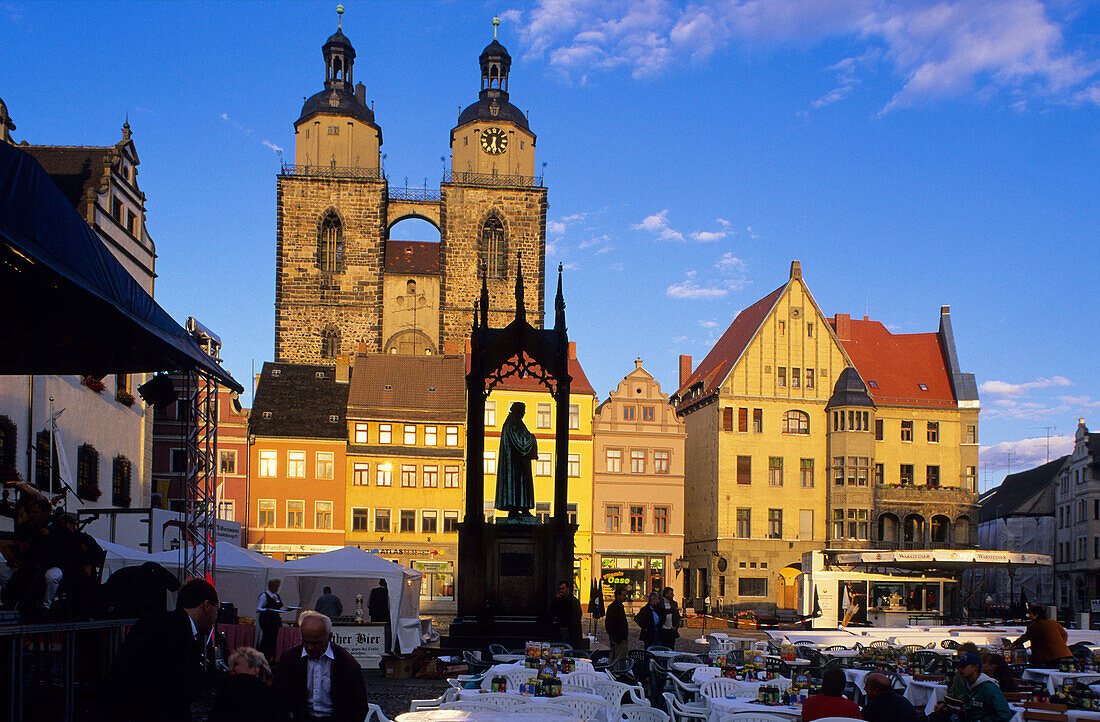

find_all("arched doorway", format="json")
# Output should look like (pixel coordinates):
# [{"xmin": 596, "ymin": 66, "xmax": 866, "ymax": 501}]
[
  {"xmin": 903, "ymin": 514, "xmax": 926, "ymax": 549},
  {"xmin": 930, "ymin": 515, "xmax": 950, "ymax": 547},
  {"xmin": 878, "ymin": 513, "xmax": 900, "ymax": 548}
]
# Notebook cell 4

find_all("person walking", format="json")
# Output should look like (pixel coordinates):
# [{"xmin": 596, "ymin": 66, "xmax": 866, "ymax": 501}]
[
  {"xmin": 634, "ymin": 591, "xmax": 666, "ymax": 650},
  {"xmin": 605, "ymin": 586, "xmax": 629, "ymax": 662},
  {"xmin": 1012, "ymin": 604, "xmax": 1072, "ymax": 668}
]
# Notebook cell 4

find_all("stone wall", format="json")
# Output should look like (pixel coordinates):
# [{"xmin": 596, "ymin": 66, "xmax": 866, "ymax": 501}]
[
  {"xmin": 439, "ymin": 183, "xmax": 547, "ymax": 346},
  {"xmin": 275, "ymin": 175, "xmax": 387, "ymax": 363}
]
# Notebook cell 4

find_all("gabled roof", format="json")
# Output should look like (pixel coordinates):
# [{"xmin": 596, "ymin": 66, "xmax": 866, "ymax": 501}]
[
  {"xmin": 673, "ymin": 284, "xmax": 785, "ymax": 409},
  {"xmin": 384, "ymin": 240, "xmax": 440, "ymax": 275},
  {"xmin": 832, "ymin": 317, "xmax": 957, "ymax": 408},
  {"xmin": 20, "ymin": 146, "xmax": 113, "ymax": 212},
  {"xmin": 347, "ymin": 354, "xmax": 464, "ymax": 418},
  {"xmin": 978, "ymin": 455, "xmax": 1066, "ymax": 523},
  {"xmin": 250, "ymin": 362, "xmax": 348, "ymax": 439}
]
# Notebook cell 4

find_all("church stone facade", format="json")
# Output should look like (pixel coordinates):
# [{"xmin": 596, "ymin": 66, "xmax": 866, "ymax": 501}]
[{"xmin": 275, "ymin": 23, "xmax": 546, "ymax": 365}]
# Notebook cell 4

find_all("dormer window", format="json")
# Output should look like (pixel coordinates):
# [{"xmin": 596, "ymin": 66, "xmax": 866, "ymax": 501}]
[
  {"xmin": 315, "ymin": 371, "xmax": 325, "ymax": 379},
  {"xmin": 271, "ymin": 369, "xmax": 281, "ymax": 377},
  {"xmin": 868, "ymin": 380, "xmax": 878, "ymax": 388},
  {"xmin": 261, "ymin": 411, "xmax": 272, "ymax": 419},
  {"xmin": 918, "ymin": 383, "xmax": 929, "ymax": 391},
  {"xmin": 328, "ymin": 414, "xmax": 339, "ymax": 423}
]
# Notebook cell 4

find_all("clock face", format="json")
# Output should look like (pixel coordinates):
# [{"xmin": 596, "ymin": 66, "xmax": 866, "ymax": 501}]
[{"xmin": 480, "ymin": 127, "xmax": 508, "ymax": 155}]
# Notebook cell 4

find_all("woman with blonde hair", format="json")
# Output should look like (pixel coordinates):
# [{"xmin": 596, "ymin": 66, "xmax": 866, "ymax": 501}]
[{"xmin": 209, "ymin": 646, "xmax": 282, "ymax": 721}]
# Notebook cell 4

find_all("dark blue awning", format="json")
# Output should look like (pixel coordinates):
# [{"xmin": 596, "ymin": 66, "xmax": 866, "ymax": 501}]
[{"xmin": 0, "ymin": 141, "xmax": 242, "ymax": 392}]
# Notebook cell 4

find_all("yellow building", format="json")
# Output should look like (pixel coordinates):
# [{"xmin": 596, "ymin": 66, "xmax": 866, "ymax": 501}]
[
  {"xmin": 672, "ymin": 261, "xmax": 980, "ymax": 613},
  {"xmin": 344, "ymin": 353, "xmax": 466, "ymax": 612},
  {"xmin": 480, "ymin": 342, "xmax": 598, "ymax": 604}
]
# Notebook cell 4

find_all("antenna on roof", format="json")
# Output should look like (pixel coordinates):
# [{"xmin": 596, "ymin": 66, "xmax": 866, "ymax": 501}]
[{"xmin": 1030, "ymin": 426, "xmax": 1057, "ymax": 463}]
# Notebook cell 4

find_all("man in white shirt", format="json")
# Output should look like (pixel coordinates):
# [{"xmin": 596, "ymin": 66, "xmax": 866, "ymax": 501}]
[{"xmin": 274, "ymin": 610, "xmax": 368, "ymax": 722}]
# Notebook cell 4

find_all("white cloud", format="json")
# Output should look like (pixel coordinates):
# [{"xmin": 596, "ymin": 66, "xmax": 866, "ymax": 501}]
[
  {"xmin": 667, "ymin": 274, "xmax": 728, "ymax": 300},
  {"xmin": 547, "ymin": 220, "xmax": 567, "ymax": 235},
  {"xmin": 608, "ymin": 261, "xmax": 624, "ymax": 271},
  {"xmin": 562, "ymin": 213, "xmax": 587, "ymax": 222},
  {"xmin": 509, "ymin": 0, "xmax": 1100, "ymax": 112},
  {"xmin": 595, "ymin": 244, "xmax": 615, "ymax": 254},
  {"xmin": 577, "ymin": 234, "xmax": 610, "ymax": 249},
  {"xmin": 691, "ymin": 230, "xmax": 728, "ymax": 242},
  {"xmin": 980, "ymin": 435, "xmax": 1074, "ymax": 473},
  {"xmin": 979, "ymin": 376, "xmax": 1072, "ymax": 396},
  {"xmin": 716, "ymin": 218, "xmax": 731, "ymax": 228},
  {"xmin": 715, "ymin": 253, "xmax": 746, "ymax": 272},
  {"xmin": 699, "ymin": 319, "xmax": 720, "ymax": 329},
  {"xmin": 632, "ymin": 209, "xmax": 684, "ymax": 241},
  {"xmin": 262, "ymin": 140, "xmax": 283, "ymax": 155}
]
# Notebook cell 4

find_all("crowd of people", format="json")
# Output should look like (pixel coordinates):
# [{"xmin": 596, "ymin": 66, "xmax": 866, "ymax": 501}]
[{"xmin": 102, "ymin": 579, "xmax": 371, "ymax": 722}]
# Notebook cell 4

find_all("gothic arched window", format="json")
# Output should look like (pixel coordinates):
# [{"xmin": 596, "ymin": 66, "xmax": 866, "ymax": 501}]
[
  {"xmin": 317, "ymin": 209, "xmax": 344, "ymax": 274},
  {"xmin": 480, "ymin": 215, "xmax": 507, "ymax": 279},
  {"xmin": 321, "ymin": 326, "xmax": 340, "ymax": 359}
]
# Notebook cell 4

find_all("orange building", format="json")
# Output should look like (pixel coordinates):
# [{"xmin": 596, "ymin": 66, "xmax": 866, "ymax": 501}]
[{"xmin": 246, "ymin": 362, "xmax": 349, "ymax": 560}]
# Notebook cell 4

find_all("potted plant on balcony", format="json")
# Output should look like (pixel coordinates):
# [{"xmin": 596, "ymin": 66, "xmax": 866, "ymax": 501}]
[
  {"xmin": 115, "ymin": 389, "xmax": 135, "ymax": 407},
  {"xmin": 78, "ymin": 482, "xmax": 102, "ymax": 502},
  {"xmin": 736, "ymin": 609, "xmax": 757, "ymax": 630},
  {"xmin": 81, "ymin": 375, "xmax": 105, "ymax": 393}
]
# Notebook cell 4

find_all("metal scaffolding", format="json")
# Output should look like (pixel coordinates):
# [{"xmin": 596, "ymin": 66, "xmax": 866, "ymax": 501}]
[{"xmin": 180, "ymin": 318, "xmax": 222, "ymax": 583}]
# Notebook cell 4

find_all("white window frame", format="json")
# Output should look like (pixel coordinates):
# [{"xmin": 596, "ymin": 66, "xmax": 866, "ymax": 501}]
[{"xmin": 258, "ymin": 450, "xmax": 277, "ymax": 478}]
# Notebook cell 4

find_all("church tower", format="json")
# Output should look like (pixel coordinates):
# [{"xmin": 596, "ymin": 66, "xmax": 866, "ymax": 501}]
[
  {"xmin": 439, "ymin": 19, "xmax": 547, "ymax": 345},
  {"xmin": 275, "ymin": 9, "xmax": 387, "ymax": 364}
]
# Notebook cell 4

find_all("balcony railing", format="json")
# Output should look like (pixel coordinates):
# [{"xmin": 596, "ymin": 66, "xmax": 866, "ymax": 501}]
[
  {"xmin": 280, "ymin": 164, "xmax": 384, "ymax": 180},
  {"xmin": 443, "ymin": 169, "xmax": 544, "ymax": 188},
  {"xmin": 388, "ymin": 186, "xmax": 441, "ymax": 202}
]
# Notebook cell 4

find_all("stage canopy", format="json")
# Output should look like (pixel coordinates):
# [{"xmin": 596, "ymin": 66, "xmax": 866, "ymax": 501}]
[{"xmin": 0, "ymin": 141, "xmax": 240, "ymax": 390}]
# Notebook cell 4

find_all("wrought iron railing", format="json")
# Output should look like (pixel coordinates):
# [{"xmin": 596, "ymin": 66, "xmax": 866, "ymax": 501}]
[
  {"xmin": 388, "ymin": 186, "xmax": 441, "ymax": 202},
  {"xmin": 443, "ymin": 169, "xmax": 544, "ymax": 188},
  {"xmin": 280, "ymin": 163, "xmax": 384, "ymax": 180}
]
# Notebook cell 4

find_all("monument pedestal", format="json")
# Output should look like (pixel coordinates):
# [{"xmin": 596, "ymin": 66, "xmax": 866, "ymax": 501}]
[{"xmin": 442, "ymin": 518, "xmax": 586, "ymax": 651}]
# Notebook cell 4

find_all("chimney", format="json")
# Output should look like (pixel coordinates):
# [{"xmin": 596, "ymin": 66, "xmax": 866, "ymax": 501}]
[
  {"xmin": 355, "ymin": 82, "xmax": 366, "ymax": 105},
  {"xmin": 941, "ymin": 305, "xmax": 951, "ymax": 316},
  {"xmin": 568, "ymin": 341, "xmax": 576, "ymax": 360},
  {"xmin": 834, "ymin": 313, "xmax": 851, "ymax": 340},
  {"xmin": 679, "ymin": 355, "xmax": 693, "ymax": 388},
  {"xmin": 335, "ymin": 354, "xmax": 350, "ymax": 384},
  {"xmin": 789, "ymin": 260, "xmax": 802, "ymax": 280},
  {"xmin": 357, "ymin": 340, "xmax": 367, "ymax": 354}
]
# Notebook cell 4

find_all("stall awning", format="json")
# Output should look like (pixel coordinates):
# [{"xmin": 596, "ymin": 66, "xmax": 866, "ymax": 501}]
[
  {"xmin": 0, "ymin": 142, "xmax": 241, "ymax": 391},
  {"xmin": 828, "ymin": 549, "xmax": 1052, "ymax": 571}
]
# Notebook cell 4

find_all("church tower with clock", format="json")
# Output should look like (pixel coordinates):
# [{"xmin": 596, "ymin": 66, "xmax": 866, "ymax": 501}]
[{"xmin": 274, "ymin": 15, "xmax": 546, "ymax": 364}]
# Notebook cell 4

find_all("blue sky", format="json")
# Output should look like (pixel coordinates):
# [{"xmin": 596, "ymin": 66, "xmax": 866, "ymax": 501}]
[{"xmin": 3, "ymin": 0, "xmax": 1099, "ymax": 490}]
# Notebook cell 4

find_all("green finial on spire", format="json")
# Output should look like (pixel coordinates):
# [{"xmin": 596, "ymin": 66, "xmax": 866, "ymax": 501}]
[
  {"xmin": 492, "ymin": 16, "xmax": 500, "ymax": 39},
  {"xmin": 337, "ymin": 4, "xmax": 344, "ymax": 29}
]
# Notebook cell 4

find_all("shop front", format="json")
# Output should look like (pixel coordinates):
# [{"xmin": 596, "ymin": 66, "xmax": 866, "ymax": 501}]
[
  {"xmin": 354, "ymin": 543, "xmax": 457, "ymax": 613},
  {"xmin": 598, "ymin": 554, "xmax": 667, "ymax": 605}
]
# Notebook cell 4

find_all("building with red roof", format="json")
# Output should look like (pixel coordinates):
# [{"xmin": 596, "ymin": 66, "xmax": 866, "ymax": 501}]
[{"xmin": 671, "ymin": 261, "xmax": 980, "ymax": 615}]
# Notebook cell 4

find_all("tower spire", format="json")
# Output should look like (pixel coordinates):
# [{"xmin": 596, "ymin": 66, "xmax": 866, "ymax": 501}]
[
  {"xmin": 479, "ymin": 260, "xmax": 489, "ymax": 329},
  {"xmin": 492, "ymin": 15, "xmax": 499, "ymax": 39},
  {"xmin": 337, "ymin": 4, "xmax": 344, "ymax": 29},
  {"xmin": 554, "ymin": 263, "xmax": 566, "ymax": 332}
]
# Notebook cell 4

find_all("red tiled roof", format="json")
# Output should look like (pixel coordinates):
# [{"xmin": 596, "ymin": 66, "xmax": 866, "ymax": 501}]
[
  {"xmin": 384, "ymin": 240, "xmax": 440, "ymax": 274},
  {"xmin": 831, "ymin": 317, "xmax": 956, "ymax": 407},
  {"xmin": 465, "ymin": 353, "xmax": 596, "ymax": 396},
  {"xmin": 675, "ymin": 284, "xmax": 785, "ymax": 405}
]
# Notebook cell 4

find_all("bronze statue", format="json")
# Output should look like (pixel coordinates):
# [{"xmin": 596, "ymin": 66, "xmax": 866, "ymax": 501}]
[{"xmin": 495, "ymin": 402, "xmax": 538, "ymax": 518}]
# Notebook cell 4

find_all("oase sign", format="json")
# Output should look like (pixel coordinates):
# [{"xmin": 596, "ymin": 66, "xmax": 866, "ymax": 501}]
[{"xmin": 331, "ymin": 624, "xmax": 386, "ymax": 669}]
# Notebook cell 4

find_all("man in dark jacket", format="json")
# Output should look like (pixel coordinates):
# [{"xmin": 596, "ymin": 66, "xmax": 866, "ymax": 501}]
[
  {"xmin": 658, "ymin": 586, "xmax": 681, "ymax": 649},
  {"xmin": 634, "ymin": 591, "xmax": 666, "ymax": 649},
  {"xmin": 274, "ymin": 610, "xmax": 367, "ymax": 722},
  {"xmin": 605, "ymin": 586, "xmax": 629, "ymax": 662},
  {"xmin": 862, "ymin": 672, "xmax": 919, "ymax": 722},
  {"xmin": 101, "ymin": 578, "xmax": 220, "ymax": 722},
  {"xmin": 368, "ymin": 579, "xmax": 389, "ymax": 622},
  {"xmin": 550, "ymin": 580, "xmax": 583, "ymax": 646}
]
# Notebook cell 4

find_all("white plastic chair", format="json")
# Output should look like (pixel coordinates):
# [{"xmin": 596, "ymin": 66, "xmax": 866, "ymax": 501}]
[
  {"xmin": 592, "ymin": 678, "xmax": 649, "ymax": 707},
  {"xmin": 438, "ymin": 701, "xmax": 504, "ymax": 713},
  {"xmin": 718, "ymin": 714, "xmax": 792, "ymax": 722},
  {"xmin": 669, "ymin": 674, "xmax": 701, "ymax": 703},
  {"xmin": 365, "ymin": 703, "xmax": 392, "ymax": 722},
  {"xmin": 811, "ymin": 717, "xmax": 865, "ymax": 722},
  {"xmin": 562, "ymin": 671, "xmax": 602, "ymax": 689},
  {"xmin": 662, "ymin": 691, "xmax": 708, "ymax": 722},
  {"xmin": 699, "ymin": 676, "xmax": 747, "ymax": 700},
  {"xmin": 620, "ymin": 704, "xmax": 671, "ymax": 721},
  {"xmin": 549, "ymin": 695, "xmax": 609, "ymax": 720},
  {"xmin": 465, "ymin": 692, "xmax": 530, "ymax": 710},
  {"xmin": 561, "ymin": 682, "xmax": 593, "ymax": 695},
  {"xmin": 499, "ymin": 667, "xmax": 539, "ymax": 691}
]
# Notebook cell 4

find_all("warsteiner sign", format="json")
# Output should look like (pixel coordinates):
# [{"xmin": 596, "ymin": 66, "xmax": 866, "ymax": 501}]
[{"xmin": 331, "ymin": 624, "xmax": 386, "ymax": 669}]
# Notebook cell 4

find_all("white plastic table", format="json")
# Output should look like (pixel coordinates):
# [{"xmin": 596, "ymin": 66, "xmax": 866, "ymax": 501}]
[
  {"xmin": 491, "ymin": 654, "xmax": 524, "ymax": 664},
  {"xmin": 691, "ymin": 668, "xmax": 792, "ymax": 691},
  {"xmin": 705, "ymin": 697, "xmax": 803, "ymax": 722},
  {"xmin": 1021, "ymin": 669, "xmax": 1100, "ymax": 694},
  {"xmin": 397, "ymin": 712, "xmax": 574, "ymax": 722},
  {"xmin": 903, "ymin": 679, "xmax": 947, "ymax": 715}
]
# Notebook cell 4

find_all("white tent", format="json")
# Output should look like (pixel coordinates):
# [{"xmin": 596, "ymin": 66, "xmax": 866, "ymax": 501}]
[
  {"xmin": 279, "ymin": 546, "xmax": 423, "ymax": 653},
  {"xmin": 96, "ymin": 537, "xmax": 154, "ymax": 578},
  {"xmin": 147, "ymin": 541, "xmax": 284, "ymax": 616}
]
